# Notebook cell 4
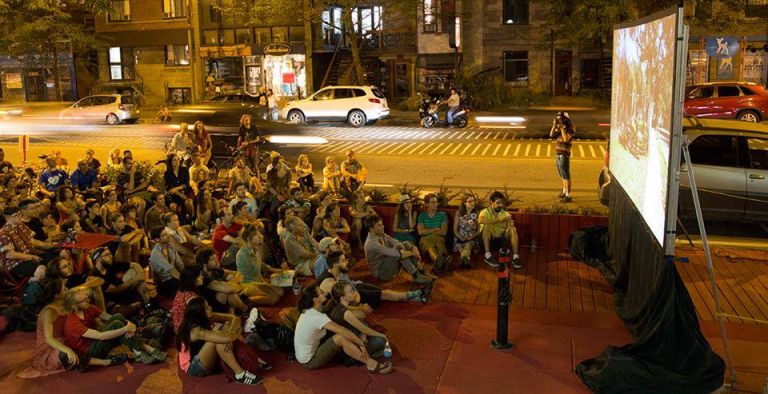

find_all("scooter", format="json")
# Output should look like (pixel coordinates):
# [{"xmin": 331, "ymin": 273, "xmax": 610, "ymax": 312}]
[{"xmin": 417, "ymin": 92, "xmax": 470, "ymax": 128}]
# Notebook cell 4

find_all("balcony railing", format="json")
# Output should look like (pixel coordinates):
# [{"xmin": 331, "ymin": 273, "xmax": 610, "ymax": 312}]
[{"xmin": 364, "ymin": 30, "xmax": 416, "ymax": 51}]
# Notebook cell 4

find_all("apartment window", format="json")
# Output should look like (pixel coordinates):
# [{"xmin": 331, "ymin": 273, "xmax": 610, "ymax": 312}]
[
  {"xmin": 502, "ymin": 0, "xmax": 528, "ymax": 25},
  {"xmin": 108, "ymin": 0, "xmax": 131, "ymax": 22},
  {"xmin": 220, "ymin": 29, "xmax": 234, "ymax": 44},
  {"xmin": 203, "ymin": 29, "xmax": 219, "ymax": 45},
  {"xmin": 322, "ymin": 7, "xmax": 343, "ymax": 45},
  {"xmin": 165, "ymin": 44, "xmax": 189, "ymax": 66},
  {"xmin": 162, "ymin": 0, "xmax": 186, "ymax": 18},
  {"xmin": 109, "ymin": 47, "xmax": 134, "ymax": 80},
  {"xmin": 352, "ymin": 6, "xmax": 383, "ymax": 34},
  {"xmin": 503, "ymin": 51, "xmax": 528, "ymax": 85},
  {"xmin": 745, "ymin": 0, "xmax": 768, "ymax": 18},
  {"xmin": 423, "ymin": 0, "xmax": 438, "ymax": 32}
]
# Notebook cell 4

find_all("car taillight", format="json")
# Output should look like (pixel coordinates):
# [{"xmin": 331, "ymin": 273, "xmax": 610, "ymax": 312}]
[
  {"xmin": 368, "ymin": 98, "xmax": 381, "ymax": 104},
  {"xmin": 118, "ymin": 104, "xmax": 125, "ymax": 110}
]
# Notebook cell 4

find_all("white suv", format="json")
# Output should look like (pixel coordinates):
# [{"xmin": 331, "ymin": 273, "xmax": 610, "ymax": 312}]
[
  {"xmin": 281, "ymin": 85, "xmax": 389, "ymax": 127},
  {"xmin": 59, "ymin": 94, "xmax": 140, "ymax": 125}
]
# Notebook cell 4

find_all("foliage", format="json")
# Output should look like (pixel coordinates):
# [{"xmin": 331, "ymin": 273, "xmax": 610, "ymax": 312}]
[
  {"xmin": 397, "ymin": 93, "xmax": 427, "ymax": 111},
  {"xmin": 435, "ymin": 178, "xmax": 464, "ymax": 208},
  {"xmin": 367, "ymin": 187, "xmax": 391, "ymax": 206},
  {"xmin": 397, "ymin": 183, "xmax": 422, "ymax": 204},
  {"xmin": 520, "ymin": 204, "xmax": 609, "ymax": 216},
  {"xmin": 455, "ymin": 69, "xmax": 550, "ymax": 110},
  {"xmin": 102, "ymin": 161, "xmax": 165, "ymax": 192}
]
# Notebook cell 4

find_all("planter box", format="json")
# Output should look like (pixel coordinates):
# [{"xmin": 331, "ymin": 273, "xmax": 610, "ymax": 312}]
[{"xmin": 339, "ymin": 203, "xmax": 608, "ymax": 251}]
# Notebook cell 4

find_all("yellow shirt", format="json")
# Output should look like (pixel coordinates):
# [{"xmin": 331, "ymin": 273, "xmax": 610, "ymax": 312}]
[{"xmin": 479, "ymin": 207, "xmax": 510, "ymax": 237}]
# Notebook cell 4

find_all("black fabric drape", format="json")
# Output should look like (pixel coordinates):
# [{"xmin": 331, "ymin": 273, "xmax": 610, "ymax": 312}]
[{"xmin": 575, "ymin": 182, "xmax": 724, "ymax": 393}]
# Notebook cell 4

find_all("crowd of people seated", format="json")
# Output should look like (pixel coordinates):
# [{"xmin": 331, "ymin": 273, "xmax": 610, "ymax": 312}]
[{"xmin": 0, "ymin": 116, "xmax": 523, "ymax": 384}]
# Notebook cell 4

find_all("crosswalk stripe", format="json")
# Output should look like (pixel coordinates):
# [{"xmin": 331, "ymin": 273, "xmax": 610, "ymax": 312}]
[
  {"xmin": 390, "ymin": 143, "xmax": 410, "ymax": 154},
  {"xmin": 589, "ymin": 145, "xmax": 596, "ymax": 158},
  {"xmin": 507, "ymin": 144, "xmax": 515, "ymax": 156},
  {"xmin": 492, "ymin": 144, "xmax": 502, "ymax": 156},
  {"xmin": 471, "ymin": 144, "xmax": 482, "ymax": 155},
  {"xmin": 347, "ymin": 141, "xmax": 368, "ymax": 151},
  {"xmin": 335, "ymin": 141, "xmax": 357, "ymax": 152},
  {"xmin": 439, "ymin": 143, "xmax": 453, "ymax": 155},
  {"xmin": 419, "ymin": 143, "xmax": 435, "ymax": 154},
  {"xmin": 481, "ymin": 144, "xmax": 492, "ymax": 156},
  {"xmin": 546, "ymin": 145, "xmax": 551, "ymax": 157},
  {"xmin": 493, "ymin": 131, "xmax": 501, "ymax": 140},
  {"xmin": 524, "ymin": 144, "xmax": 531, "ymax": 156},
  {"xmin": 599, "ymin": 145, "xmax": 606, "ymax": 157},
  {"xmin": 512, "ymin": 132, "xmax": 518, "ymax": 140},
  {"xmin": 578, "ymin": 145, "xmax": 585, "ymax": 158},
  {"xmin": 459, "ymin": 132, "xmax": 469, "ymax": 139},
  {"xmin": 483, "ymin": 132, "xmax": 492, "ymax": 140},
  {"xmin": 430, "ymin": 143, "xmax": 445, "ymax": 154},
  {"xmin": 535, "ymin": 144, "xmax": 541, "ymax": 157},
  {"xmin": 372, "ymin": 142, "xmax": 395, "ymax": 154},
  {"xmin": 448, "ymin": 132, "xmax": 460, "ymax": 139},
  {"xmin": 450, "ymin": 143, "xmax": 463, "ymax": 155},
  {"xmin": 461, "ymin": 144, "xmax": 473, "ymax": 155},
  {"xmin": 406, "ymin": 142, "xmax": 426, "ymax": 154},
  {"xmin": 354, "ymin": 142, "xmax": 375, "ymax": 153}
]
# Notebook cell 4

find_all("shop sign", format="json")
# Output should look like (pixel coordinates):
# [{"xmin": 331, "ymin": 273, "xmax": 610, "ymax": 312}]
[
  {"xmin": 3, "ymin": 72, "xmax": 22, "ymax": 89},
  {"xmin": 264, "ymin": 43, "xmax": 292, "ymax": 56},
  {"xmin": 742, "ymin": 52, "xmax": 767, "ymax": 83}
]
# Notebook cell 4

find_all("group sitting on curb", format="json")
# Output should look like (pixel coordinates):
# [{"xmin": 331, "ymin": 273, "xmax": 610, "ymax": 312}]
[{"xmin": 0, "ymin": 120, "xmax": 523, "ymax": 384}]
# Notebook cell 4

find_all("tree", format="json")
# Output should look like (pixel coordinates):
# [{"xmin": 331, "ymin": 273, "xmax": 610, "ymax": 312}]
[{"xmin": 0, "ymin": 0, "xmax": 110, "ymax": 100}]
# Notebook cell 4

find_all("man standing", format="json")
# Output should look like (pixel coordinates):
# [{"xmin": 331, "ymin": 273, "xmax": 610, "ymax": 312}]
[
  {"xmin": 478, "ymin": 191, "xmax": 522, "ymax": 269},
  {"xmin": 445, "ymin": 88, "xmax": 460, "ymax": 126},
  {"xmin": 365, "ymin": 215, "xmax": 435, "ymax": 285},
  {"xmin": 416, "ymin": 193, "xmax": 452, "ymax": 274},
  {"xmin": 550, "ymin": 111, "xmax": 576, "ymax": 202},
  {"xmin": 340, "ymin": 150, "xmax": 367, "ymax": 192}
]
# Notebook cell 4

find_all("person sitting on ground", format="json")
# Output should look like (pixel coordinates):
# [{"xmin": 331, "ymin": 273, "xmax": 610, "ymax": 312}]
[
  {"xmin": 176, "ymin": 297, "xmax": 263, "ymax": 385},
  {"xmin": 155, "ymin": 106, "xmax": 172, "ymax": 123},
  {"xmin": 163, "ymin": 212, "xmax": 204, "ymax": 260},
  {"xmin": 364, "ymin": 215, "xmax": 436, "ymax": 286},
  {"xmin": 236, "ymin": 225, "xmax": 284, "ymax": 305},
  {"xmin": 322, "ymin": 156, "xmax": 341, "ymax": 197},
  {"xmin": 107, "ymin": 213, "xmax": 146, "ymax": 264},
  {"xmin": 163, "ymin": 154, "xmax": 195, "ymax": 218},
  {"xmin": 283, "ymin": 186, "xmax": 311, "ymax": 223},
  {"xmin": 329, "ymin": 281, "xmax": 389, "ymax": 361},
  {"xmin": 293, "ymin": 284, "xmax": 392, "ymax": 374},
  {"xmin": 232, "ymin": 200, "xmax": 257, "ymax": 227},
  {"xmin": 81, "ymin": 201, "xmax": 107, "ymax": 234},
  {"xmin": 478, "ymin": 191, "xmax": 521, "ymax": 269},
  {"xmin": 83, "ymin": 149, "xmax": 101, "ymax": 174},
  {"xmin": 0, "ymin": 199, "xmax": 57, "ymax": 279},
  {"xmin": 0, "ymin": 147, "xmax": 13, "ymax": 174},
  {"xmin": 116, "ymin": 157, "xmax": 150, "ymax": 220},
  {"xmin": 63, "ymin": 287, "xmax": 167, "ymax": 367},
  {"xmin": 321, "ymin": 202, "xmax": 352, "ymax": 256},
  {"xmin": 282, "ymin": 216, "xmax": 319, "ymax": 277},
  {"xmin": 228, "ymin": 182, "xmax": 258, "ymax": 218},
  {"xmin": 310, "ymin": 191, "xmax": 335, "ymax": 240},
  {"xmin": 295, "ymin": 154, "xmax": 315, "ymax": 194},
  {"xmin": 188, "ymin": 153, "xmax": 210, "ymax": 196},
  {"xmin": 89, "ymin": 247, "xmax": 152, "ymax": 315},
  {"xmin": 393, "ymin": 194, "xmax": 417, "ymax": 243},
  {"xmin": 417, "ymin": 193, "xmax": 453, "ymax": 274},
  {"xmin": 227, "ymin": 158, "xmax": 262, "ymax": 195},
  {"xmin": 453, "ymin": 193, "xmax": 480, "ymax": 269},
  {"xmin": 38, "ymin": 157, "xmax": 68, "ymax": 199},
  {"xmin": 107, "ymin": 148, "xmax": 122, "ymax": 168},
  {"xmin": 211, "ymin": 206, "xmax": 243, "ymax": 267},
  {"xmin": 349, "ymin": 190, "xmax": 376, "ymax": 248},
  {"xmin": 69, "ymin": 160, "xmax": 99, "ymax": 200},
  {"xmin": 171, "ymin": 263, "xmax": 206, "ymax": 333},
  {"xmin": 313, "ymin": 236, "xmax": 341, "ymax": 280},
  {"xmin": 144, "ymin": 193, "xmax": 170, "ymax": 233},
  {"xmin": 100, "ymin": 189, "xmax": 121, "ymax": 231},
  {"xmin": 149, "ymin": 226, "xmax": 184, "ymax": 298},
  {"xmin": 195, "ymin": 247, "xmax": 247, "ymax": 314},
  {"xmin": 340, "ymin": 150, "xmax": 368, "ymax": 192}
]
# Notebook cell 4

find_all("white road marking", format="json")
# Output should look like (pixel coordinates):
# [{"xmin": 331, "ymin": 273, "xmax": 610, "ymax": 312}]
[
  {"xmin": 430, "ymin": 143, "xmax": 445, "ymax": 154},
  {"xmin": 481, "ymin": 144, "xmax": 492, "ymax": 156},
  {"xmin": 578, "ymin": 145, "xmax": 585, "ymax": 157},
  {"xmin": 546, "ymin": 145, "xmax": 551, "ymax": 157},
  {"xmin": 450, "ymin": 143, "xmax": 463, "ymax": 155},
  {"xmin": 589, "ymin": 145, "xmax": 596, "ymax": 158},
  {"xmin": 524, "ymin": 144, "xmax": 531, "ymax": 156},
  {"xmin": 492, "ymin": 144, "xmax": 502, "ymax": 156},
  {"xmin": 599, "ymin": 145, "xmax": 606, "ymax": 157},
  {"xmin": 535, "ymin": 144, "xmax": 541, "ymax": 157},
  {"xmin": 439, "ymin": 143, "xmax": 453, "ymax": 155},
  {"xmin": 461, "ymin": 144, "xmax": 473, "ymax": 155},
  {"xmin": 418, "ymin": 143, "xmax": 435, "ymax": 154}
]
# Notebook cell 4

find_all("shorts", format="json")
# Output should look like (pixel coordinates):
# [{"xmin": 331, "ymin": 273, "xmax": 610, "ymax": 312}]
[
  {"xmin": 187, "ymin": 354, "xmax": 210, "ymax": 377},
  {"xmin": 302, "ymin": 337, "xmax": 342, "ymax": 370},
  {"xmin": 556, "ymin": 154, "xmax": 571, "ymax": 180},
  {"xmin": 489, "ymin": 235, "xmax": 510, "ymax": 251},
  {"xmin": 355, "ymin": 283, "xmax": 383, "ymax": 309}
]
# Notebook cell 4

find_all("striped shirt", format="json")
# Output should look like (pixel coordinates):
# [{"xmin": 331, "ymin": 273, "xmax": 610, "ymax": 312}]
[
  {"xmin": 417, "ymin": 211, "xmax": 448, "ymax": 230},
  {"xmin": 555, "ymin": 124, "xmax": 576, "ymax": 156}
]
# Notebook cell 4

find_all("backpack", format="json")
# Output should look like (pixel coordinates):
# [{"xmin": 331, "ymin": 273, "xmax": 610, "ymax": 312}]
[
  {"xmin": 0, "ymin": 304, "xmax": 37, "ymax": 332},
  {"xmin": 245, "ymin": 307, "xmax": 294, "ymax": 354},
  {"xmin": 138, "ymin": 309, "xmax": 173, "ymax": 348}
]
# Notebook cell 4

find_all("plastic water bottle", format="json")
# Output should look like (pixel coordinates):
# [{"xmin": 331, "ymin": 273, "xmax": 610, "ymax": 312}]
[
  {"xmin": 67, "ymin": 228, "xmax": 77, "ymax": 243},
  {"xmin": 382, "ymin": 341, "xmax": 392, "ymax": 359}
]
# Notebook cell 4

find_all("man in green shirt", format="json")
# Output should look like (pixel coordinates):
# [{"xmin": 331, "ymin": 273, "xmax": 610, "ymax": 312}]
[
  {"xmin": 417, "ymin": 193, "xmax": 452, "ymax": 274},
  {"xmin": 478, "ymin": 191, "xmax": 521, "ymax": 269}
]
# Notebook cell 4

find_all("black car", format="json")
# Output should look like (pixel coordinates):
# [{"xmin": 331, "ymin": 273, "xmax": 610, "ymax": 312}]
[{"xmin": 170, "ymin": 93, "xmax": 263, "ymax": 127}]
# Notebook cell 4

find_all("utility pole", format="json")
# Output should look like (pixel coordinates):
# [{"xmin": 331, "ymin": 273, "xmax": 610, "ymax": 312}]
[{"xmin": 187, "ymin": 0, "xmax": 202, "ymax": 101}]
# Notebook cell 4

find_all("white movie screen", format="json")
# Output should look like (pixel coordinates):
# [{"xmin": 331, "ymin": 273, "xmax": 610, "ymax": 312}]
[{"xmin": 610, "ymin": 12, "xmax": 676, "ymax": 246}]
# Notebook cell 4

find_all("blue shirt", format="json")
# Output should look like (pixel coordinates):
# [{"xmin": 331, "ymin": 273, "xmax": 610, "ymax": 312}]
[
  {"xmin": 38, "ymin": 169, "xmax": 68, "ymax": 192},
  {"xmin": 313, "ymin": 254, "xmax": 328, "ymax": 279},
  {"xmin": 70, "ymin": 168, "xmax": 98, "ymax": 192}
]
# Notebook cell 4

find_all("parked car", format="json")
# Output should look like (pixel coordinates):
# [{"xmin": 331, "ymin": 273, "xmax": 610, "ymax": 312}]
[
  {"xmin": 59, "ymin": 94, "xmax": 139, "ymax": 125},
  {"xmin": 280, "ymin": 85, "xmax": 389, "ymax": 127},
  {"xmin": 598, "ymin": 117, "xmax": 768, "ymax": 223},
  {"xmin": 170, "ymin": 93, "xmax": 262, "ymax": 127},
  {"xmin": 684, "ymin": 82, "xmax": 768, "ymax": 122}
]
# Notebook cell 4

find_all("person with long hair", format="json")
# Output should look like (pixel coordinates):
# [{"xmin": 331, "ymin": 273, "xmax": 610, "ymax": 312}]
[
  {"xmin": 236, "ymin": 225, "xmax": 284, "ymax": 305},
  {"xmin": 329, "ymin": 281, "xmax": 389, "ymax": 357},
  {"xmin": 171, "ymin": 263, "xmax": 205, "ymax": 333},
  {"xmin": 107, "ymin": 148, "xmax": 122, "ymax": 168},
  {"xmin": 194, "ymin": 188, "xmax": 218, "ymax": 233},
  {"xmin": 263, "ymin": 152, "xmax": 291, "ymax": 218},
  {"xmin": 176, "ymin": 297, "xmax": 263, "ymax": 384},
  {"xmin": 100, "ymin": 188, "xmax": 121, "ymax": 231},
  {"xmin": 453, "ymin": 193, "xmax": 480, "ymax": 269},
  {"xmin": 55, "ymin": 185, "xmax": 83, "ymax": 225},
  {"xmin": 321, "ymin": 156, "xmax": 341, "ymax": 197},
  {"xmin": 392, "ymin": 194, "xmax": 417, "ymax": 243},
  {"xmin": 163, "ymin": 154, "xmax": 195, "ymax": 219},
  {"xmin": 295, "ymin": 154, "xmax": 314, "ymax": 194},
  {"xmin": 193, "ymin": 121, "xmax": 213, "ymax": 165}
]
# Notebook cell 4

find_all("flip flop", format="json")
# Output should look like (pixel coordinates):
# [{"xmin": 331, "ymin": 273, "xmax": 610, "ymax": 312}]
[{"xmin": 367, "ymin": 361, "xmax": 393, "ymax": 375}]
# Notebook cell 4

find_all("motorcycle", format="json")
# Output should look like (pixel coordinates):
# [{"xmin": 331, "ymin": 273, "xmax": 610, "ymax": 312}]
[{"xmin": 417, "ymin": 92, "xmax": 470, "ymax": 129}]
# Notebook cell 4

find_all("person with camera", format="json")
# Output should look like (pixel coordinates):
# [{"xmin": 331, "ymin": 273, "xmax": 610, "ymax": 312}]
[{"xmin": 549, "ymin": 111, "xmax": 576, "ymax": 202}]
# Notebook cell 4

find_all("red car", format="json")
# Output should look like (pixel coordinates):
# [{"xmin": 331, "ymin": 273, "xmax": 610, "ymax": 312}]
[{"xmin": 684, "ymin": 82, "xmax": 768, "ymax": 122}]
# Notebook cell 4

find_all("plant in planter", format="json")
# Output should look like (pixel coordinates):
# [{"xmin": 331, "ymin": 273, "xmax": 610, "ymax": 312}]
[
  {"xmin": 398, "ymin": 183, "xmax": 423, "ymax": 205},
  {"xmin": 496, "ymin": 185, "xmax": 522, "ymax": 210},
  {"xmin": 367, "ymin": 188, "xmax": 391, "ymax": 206},
  {"xmin": 435, "ymin": 179, "xmax": 464, "ymax": 208},
  {"xmin": 102, "ymin": 160, "xmax": 166, "ymax": 192}
]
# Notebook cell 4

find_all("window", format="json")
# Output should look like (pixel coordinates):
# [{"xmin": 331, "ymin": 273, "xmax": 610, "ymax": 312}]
[
  {"xmin": 108, "ymin": 47, "xmax": 134, "ymax": 80},
  {"xmin": 351, "ymin": 89, "xmax": 366, "ymax": 97},
  {"xmin": 748, "ymin": 138, "xmax": 768, "ymax": 170},
  {"xmin": 162, "ymin": 0, "xmax": 186, "ymax": 18},
  {"xmin": 718, "ymin": 86, "xmax": 741, "ymax": 97},
  {"xmin": 503, "ymin": 51, "xmax": 528, "ymax": 85},
  {"xmin": 695, "ymin": 0, "xmax": 712, "ymax": 19},
  {"xmin": 272, "ymin": 26, "xmax": 288, "ymax": 43},
  {"xmin": 745, "ymin": 0, "xmax": 768, "ymax": 18},
  {"xmin": 352, "ymin": 6, "xmax": 383, "ymax": 34},
  {"xmin": 580, "ymin": 59, "xmax": 600, "ymax": 89},
  {"xmin": 423, "ymin": 0, "xmax": 438, "ymax": 32},
  {"xmin": 689, "ymin": 135, "xmax": 739, "ymax": 167},
  {"xmin": 254, "ymin": 28, "xmax": 271, "ymax": 44},
  {"xmin": 108, "ymin": 0, "xmax": 131, "ymax": 22},
  {"xmin": 322, "ymin": 7, "xmax": 343, "ymax": 45},
  {"xmin": 333, "ymin": 89, "xmax": 352, "ymax": 99},
  {"xmin": 220, "ymin": 29, "xmax": 234, "ymax": 44},
  {"xmin": 165, "ymin": 44, "xmax": 189, "ymax": 66},
  {"xmin": 208, "ymin": 5, "xmax": 220, "ymax": 23},
  {"xmin": 289, "ymin": 26, "xmax": 305, "ymax": 42},
  {"xmin": 690, "ymin": 86, "xmax": 714, "ymax": 98},
  {"xmin": 75, "ymin": 97, "xmax": 94, "ymax": 107},
  {"xmin": 502, "ymin": 0, "xmax": 528, "ymax": 25},
  {"xmin": 740, "ymin": 86, "xmax": 757, "ymax": 95},
  {"xmin": 235, "ymin": 28, "xmax": 251, "ymax": 44},
  {"xmin": 314, "ymin": 89, "xmax": 333, "ymax": 100},
  {"xmin": 203, "ymin": 30, "xmax": 219, "ymax": 45}
]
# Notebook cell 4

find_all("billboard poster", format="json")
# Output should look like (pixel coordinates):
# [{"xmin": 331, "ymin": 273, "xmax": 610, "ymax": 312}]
[
  {"xmin": 716, "ymin": 56, "xmax": 735, "ymax": 79},
  {"xmin": 742, "ymin": 52, "xmax": 767, "ymax": 83}
]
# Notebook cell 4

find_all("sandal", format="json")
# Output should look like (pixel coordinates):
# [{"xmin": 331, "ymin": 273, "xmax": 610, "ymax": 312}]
[
  {"xmin": 367, "ymin": 361, "xmax": 393, "ymax": 375},
  {"xmin": 108, "ymin": 354, "xmax": 129, "ymax": 366}
]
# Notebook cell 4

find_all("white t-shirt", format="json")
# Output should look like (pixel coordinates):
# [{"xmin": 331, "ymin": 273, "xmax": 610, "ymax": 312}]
[{"xmin": 294, "ymin": 308, "xmax": 332, "ymax": 364}]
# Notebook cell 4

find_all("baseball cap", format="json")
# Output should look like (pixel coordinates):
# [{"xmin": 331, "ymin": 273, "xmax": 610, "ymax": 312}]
[{"xmin": 318, "ymin": 237, "xmax": 338, "ymax": 252}]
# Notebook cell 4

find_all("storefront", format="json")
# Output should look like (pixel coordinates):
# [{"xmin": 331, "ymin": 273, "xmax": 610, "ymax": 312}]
[
  {"xmin": 418, "ymin": 54, "xmax": 458, "ymax": 96},
  {"xmin": 251, "ymin": 43, "xmax": 307, "ymax": 98},
  {"xmin": 687, "ymin": 36, "xmax": 768, "ymax": 86},
  {"xmin": 200, "ymin": 45, "xmax": 252, "ymax": 97}
]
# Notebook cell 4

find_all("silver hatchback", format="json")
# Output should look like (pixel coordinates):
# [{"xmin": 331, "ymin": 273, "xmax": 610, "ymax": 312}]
[{"xmin": 59, "ymin": 94, "xmax": 140, "ymax": 125}]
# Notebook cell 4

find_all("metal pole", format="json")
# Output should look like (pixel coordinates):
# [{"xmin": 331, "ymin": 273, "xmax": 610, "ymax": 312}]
[
  {"xmin": 491, "ymin": 247, "xmax": 514, "ymax": 351},
  {"xmin": 682, "ymin": 141, "xmax": 737, "ymax": 389}
]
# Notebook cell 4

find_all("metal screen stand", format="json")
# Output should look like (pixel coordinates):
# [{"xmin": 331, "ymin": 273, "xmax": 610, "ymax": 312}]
[{"xmin": 681, "ymin": 141, "xmax": 737, "ymax": 389}]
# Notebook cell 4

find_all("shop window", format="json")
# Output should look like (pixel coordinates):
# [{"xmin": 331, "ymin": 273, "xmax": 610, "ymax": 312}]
[
  {"xmin": 289, "ymin": 26, "xmax": 305, "ymax": 42},
  {"xmin": 162, "ymin": 0, "xmax": 186, "ymax": 18},
  {"xmin": 165, "ymin": 45, "xmax": 189, "ymax": 66},
  {"xmin": 502, "ymin": 0, "xmax": 528, "ymax": 25},
  {"xmin": 236, "ymin": 28, "xmax": 251, "ymax": 44},
  {"xmin": 254, "ymin": 28, "xmax": 271, "ymax": 44},
  {"xmin": 220, "ymin": 29, "xmax": 234, "ymax": 44},
  {"xmin": 745, "ymin": 0, "xmax": 768, "ymax": 18},
  {"xmin": 109, "ymin": 47, "xmax": 134, "ymax": 80},
  {"xmin": 687, "ymin": 49, "xmax": 708, "ymax": 85},
  {"xmin": 203, "ymin": 30, "xmax": 219, "ymax": 45},
  {"xmin": 580, "ymin": 59, "xmax": 600, "ymax": 89},
  {"xmin": 352, "ymin": 6, "xmax": 383, "ymax": 34},
  {"xmin": 423, "ymin": 0, "xmax": 438, "ymax": 32},
  {"xmin": 503, "ymin": 51, "xmax": 528, "ymax": 85},
  {"xmin": 272, "ymin": 26, "xmax": 288, "ymax": 43},
  {"xmin": 108, "ymin": 0, "xmax": 131, "ymax": 22},
  {"xmin": 168, "ymin": 87, "xmax": 192, "ymax": 105}
]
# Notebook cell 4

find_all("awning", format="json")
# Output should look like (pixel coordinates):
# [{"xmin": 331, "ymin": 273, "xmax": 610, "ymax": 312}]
[{"xmin": 99, "ymin": 30, "xmax": 188, "ymax": 46}]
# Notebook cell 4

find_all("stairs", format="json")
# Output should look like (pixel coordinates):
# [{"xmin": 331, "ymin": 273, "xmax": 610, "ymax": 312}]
[{"xmin": 325, "ymin": 51, "xmax": 354, "ymax": 87}]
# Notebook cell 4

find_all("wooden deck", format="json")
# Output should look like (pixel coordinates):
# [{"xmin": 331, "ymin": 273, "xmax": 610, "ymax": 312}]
[{"xmin": 357, "ymin": 245, "xmax": 768, "ymax": 326}]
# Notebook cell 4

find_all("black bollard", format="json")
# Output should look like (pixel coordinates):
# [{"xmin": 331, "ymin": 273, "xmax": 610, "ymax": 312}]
[{"xmin": 491, "ymin": 247, "xmax": 514, "ymax": 351}]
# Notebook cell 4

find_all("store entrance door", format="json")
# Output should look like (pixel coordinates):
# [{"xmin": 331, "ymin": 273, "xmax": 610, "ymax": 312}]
[
  {"xmin": 394, "ymin": 63, "xmax": 410, "ymax": 99},
  {"xmin": 25, "ymin": 70, "xmax": 47, "ymax": 101}
]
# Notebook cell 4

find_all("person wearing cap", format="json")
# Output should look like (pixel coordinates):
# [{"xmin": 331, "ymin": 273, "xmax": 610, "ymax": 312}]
[
  {"xmin": 363, "ymin": 215, "xmax": 436, "ymax": 287},
  {"xmin": 89, "ymin": 247, "xmax": 152, "ymax": 313},
  {"xmin": 393, "ymin": 194, "xmax": 417, "ymax": 243},
  {"xmin": 313, "ymin": 236, "xmax": 342, "ymax": 279},
  {"xmin": 549, "ymin": 111, "xmax": 576, "ymax": 202},
  {"xmin": 340, "ymin": 150, "xmax": 367, "ymax": 192}
]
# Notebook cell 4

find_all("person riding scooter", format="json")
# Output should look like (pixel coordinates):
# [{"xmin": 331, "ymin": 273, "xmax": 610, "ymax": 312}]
[{"xmin": 446, "ymin": 88, "xmax": 461, "ymax": 127}]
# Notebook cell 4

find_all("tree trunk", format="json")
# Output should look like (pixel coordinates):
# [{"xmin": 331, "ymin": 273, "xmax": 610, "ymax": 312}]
[
  {"xmin": 342, "ymin": 8, "xmax": 366, "ymax": 85},
  {"xmin": 52, "ymin": 44, "xmax": 63, "ymax": 101}
]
